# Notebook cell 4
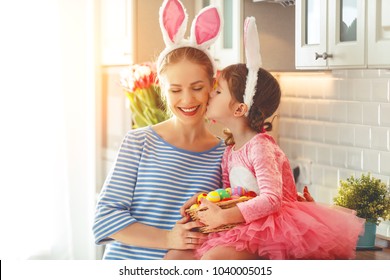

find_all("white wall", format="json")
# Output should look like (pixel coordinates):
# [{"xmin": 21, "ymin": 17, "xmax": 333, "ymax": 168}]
[{"xmin": 278, "ymin": 69, "xmax": 390, "ymax": 237}]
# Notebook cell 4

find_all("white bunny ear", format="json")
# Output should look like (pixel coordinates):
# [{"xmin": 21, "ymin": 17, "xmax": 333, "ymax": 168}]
[
  {"xmin": 157, "ymin": 0, "xmax": 222, "ymax": 76},
  {"xmin": 190, "ymin": 6, "xmax": 222, "ymax": 49},
  {"xmin": 244, "ymin": 17, "xmax": 262, "ymax": 70},
  {"xmin": 243, "ymin": 17, "xmax": 262, "ymax": 116},
  {"xmin": 159, "ymin": 0, "xmax": 188, "ymax": 46}
]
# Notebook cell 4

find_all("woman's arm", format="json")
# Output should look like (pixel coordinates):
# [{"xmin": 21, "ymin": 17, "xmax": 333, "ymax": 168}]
[{"xmin": 110, "ymin": 219, "xmax": 205, "ymax": 250}]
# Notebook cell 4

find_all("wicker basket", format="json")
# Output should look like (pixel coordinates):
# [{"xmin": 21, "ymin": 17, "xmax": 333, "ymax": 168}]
[{"xmin": 185, "ymin": 196, "xmax": 252, "ymax": 233}]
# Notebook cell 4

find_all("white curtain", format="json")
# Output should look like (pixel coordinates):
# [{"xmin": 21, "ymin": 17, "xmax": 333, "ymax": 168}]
[{"xmin": 0, "ymin": 0, "xmax": 97, "ymax": 259}]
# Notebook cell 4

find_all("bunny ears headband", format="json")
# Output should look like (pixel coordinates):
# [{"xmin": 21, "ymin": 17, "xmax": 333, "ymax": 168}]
[
  {"xmin": 243, "ymin": 17, "xmax": 262, "ymax": 116},
  {"xmin": 157, "ymin": 0, "xmax": 222, "ymax": 76}
]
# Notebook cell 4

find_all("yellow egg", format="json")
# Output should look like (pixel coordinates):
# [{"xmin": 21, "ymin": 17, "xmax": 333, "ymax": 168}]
[
  {"xmin": 189, "ymin": 204, "xmax": 199, "ymax": 210},
  {"xmin": 206, "ymin": 190, "xmax": 221, "ymax": 202},
  {"xmin": 197, "ymin": 193, "xmax": 208, "ymax": 204}
]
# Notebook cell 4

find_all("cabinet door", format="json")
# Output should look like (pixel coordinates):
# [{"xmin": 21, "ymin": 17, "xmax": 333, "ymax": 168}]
[
  {"xmin": 196, "ymin": 0, "xmax": 243, "ymax": 69},
  {"xmin": 328, "ymin": 0, "xmax": 365, "ymax": 68},
  {"xmin": 212, "ymin": 0, "xmax": 243, "ymax": 68},
  {"xmin": 295, "ymin": 0, "xmax": 328, "ymax": 69},
  {"xmin": 368, "ymin": 0, "xmax": 390, "ymax": 67},
  {"xmin": 100, "ymin": 0, "xmax": 133, "ymax": 66}
]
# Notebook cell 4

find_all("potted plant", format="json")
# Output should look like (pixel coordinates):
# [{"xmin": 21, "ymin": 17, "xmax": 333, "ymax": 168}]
[{"xmin": 333, "ymin": 173, "xmax": 390, "ymax": 249}]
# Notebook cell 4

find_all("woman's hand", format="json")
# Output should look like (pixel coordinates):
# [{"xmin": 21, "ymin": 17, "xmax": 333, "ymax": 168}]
[
  {"xmin": 180, "ymin": 192, "xmax": 202, "ymax": 217},
  {"xmin": 166, "ymin": 216, "xmax": 207, "ymax": 249}
]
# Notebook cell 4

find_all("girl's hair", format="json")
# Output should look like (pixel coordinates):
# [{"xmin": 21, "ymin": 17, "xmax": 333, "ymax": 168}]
[{"xmin": 221, "ymin": 63, "xmax": 281, "ymax": 145}]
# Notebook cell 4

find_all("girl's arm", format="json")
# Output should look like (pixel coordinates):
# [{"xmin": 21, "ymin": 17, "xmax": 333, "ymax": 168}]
[
  {"xmin": 197, "ymin": 199, "xmax": 245, "ymax": 229},
  {"xmin": 236, "ymin": 138, "xmax": 283, "ymax": 223}
]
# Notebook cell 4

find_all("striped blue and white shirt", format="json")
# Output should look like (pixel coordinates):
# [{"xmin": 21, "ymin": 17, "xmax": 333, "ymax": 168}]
[{"xmin": 93, "ymin": 126, "xmax": 225, "ymax": 260}]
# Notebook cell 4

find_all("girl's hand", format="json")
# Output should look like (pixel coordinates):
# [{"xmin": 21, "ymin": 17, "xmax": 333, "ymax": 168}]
[
  {"xmin": 180, "ymin": 192, "xmax": 202, "ymax": 217},
  {"xmin": 197, "ymin": 199, "xmax": 225, "ymax": 229},
  {"xmin": 167, "ymin": 217, "xmax": 207, "ymax": 249}
]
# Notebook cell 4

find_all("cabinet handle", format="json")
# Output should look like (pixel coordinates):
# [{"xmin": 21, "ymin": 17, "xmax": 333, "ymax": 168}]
[{"xmin": 315, "ymin": 52, "xmax": 333, "ymax": 60}]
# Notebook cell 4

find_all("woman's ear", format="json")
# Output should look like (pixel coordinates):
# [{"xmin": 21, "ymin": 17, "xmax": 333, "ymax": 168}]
[{"xmin": 234, "ymin": 103, "xmax": 248, "ymax": 117}]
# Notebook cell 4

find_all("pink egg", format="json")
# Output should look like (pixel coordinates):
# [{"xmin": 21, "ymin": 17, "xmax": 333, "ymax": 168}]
[{"xmin": 231, "ymin": 186, "xmax": 247, "ymax": 196}]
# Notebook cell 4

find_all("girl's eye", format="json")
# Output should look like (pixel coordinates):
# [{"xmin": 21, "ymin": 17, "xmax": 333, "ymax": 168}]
[
  {"xmin": 216, "ymin": 90, "xmax": 221, "ymax": 94},
  {"xmin": 170, "ymin": 89, "xmax": 181, "ymax": 93}
]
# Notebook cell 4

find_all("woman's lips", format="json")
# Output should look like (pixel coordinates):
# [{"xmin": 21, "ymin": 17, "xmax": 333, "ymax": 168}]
[{"xmin": 179, "ymin": 105, "xmax": 200, "ymax": 116}]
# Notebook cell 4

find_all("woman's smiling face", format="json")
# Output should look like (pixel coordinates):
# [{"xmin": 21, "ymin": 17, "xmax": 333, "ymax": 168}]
[{"xmin": 162, "ymin": 59, "xmax": 212, "ymax": 124}]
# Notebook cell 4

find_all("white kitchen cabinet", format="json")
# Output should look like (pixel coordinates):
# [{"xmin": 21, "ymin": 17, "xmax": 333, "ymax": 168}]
[
  {"xmin": 195, "ymin": 0, "xmax": 244, "ymax": 68},
  {"xmin": 100, "ymin": 0, "xmax": 134, "ymax": 66},
  {"xmin": 367, "ymin": 0, "xmax": 390, "ymax": 67},
  {"xmin": 295, "ymin": 0, "xmax": 366, "ymax": 69}
]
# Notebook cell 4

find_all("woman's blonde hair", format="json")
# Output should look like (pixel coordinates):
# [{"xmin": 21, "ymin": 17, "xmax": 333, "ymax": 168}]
[{"xmin": 157, "ymin": 47, "xmax": 214, "ymax": 85}]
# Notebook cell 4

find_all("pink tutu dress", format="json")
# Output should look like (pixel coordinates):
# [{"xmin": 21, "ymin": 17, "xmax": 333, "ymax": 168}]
[{"xmin": 197, "ymin": 133, "xmax": 365, "ymax": 260}]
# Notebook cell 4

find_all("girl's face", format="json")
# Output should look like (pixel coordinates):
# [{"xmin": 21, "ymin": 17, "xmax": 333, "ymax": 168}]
[
  {"xmin": 162, "ymin": 59, "xmax": 212, "ymax": 125},
  {"xmin": 206, "ymin": 77, "xmax": 236, "ymax": 124}
]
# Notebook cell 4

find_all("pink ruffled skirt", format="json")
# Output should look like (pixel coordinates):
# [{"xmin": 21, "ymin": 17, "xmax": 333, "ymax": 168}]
[{"xmin": 197, "ymin": 201, "xmax": 365, "ymax": 260}]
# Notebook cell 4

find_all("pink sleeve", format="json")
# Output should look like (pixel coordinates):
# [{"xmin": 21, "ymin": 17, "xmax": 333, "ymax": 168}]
[
  {"xmin": 237, "ymin": 139, "xmax": 283, "ymax": 223},
  {"xmin": 221, "ymin": 147, "xmax": 231, "ymax": 189}
]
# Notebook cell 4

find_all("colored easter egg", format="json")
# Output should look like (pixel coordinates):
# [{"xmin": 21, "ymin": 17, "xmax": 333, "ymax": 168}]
[
  {"xmin": 246, "ymin": 191, "xmax": 257, "ymax": 198},
  {"xmin": 216, "ymin": 188, "xmax": 230, "ymax": 199},
  {"xmin": 206, "ymin": 190, "xmax": 221, "ymax": 202},
  {"xmin": 189, "ymin": 203, "xmax": 199, "ymax": 210},
  {"xmin": 231, "ymin": 186, "xmax": 247, "ymax": 196},
  {"xmin": 225, "ymin": 187, "xmax": 232, "ymax": 195},
  {"xmin": 197, "ymin": 193, "xmax": 208, "ymax": 204}
]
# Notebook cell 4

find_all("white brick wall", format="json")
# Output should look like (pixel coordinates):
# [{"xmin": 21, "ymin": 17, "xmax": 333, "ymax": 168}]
[{"xmin": 277, "ymin": 69, "xmax": 390, "ymax": 237}]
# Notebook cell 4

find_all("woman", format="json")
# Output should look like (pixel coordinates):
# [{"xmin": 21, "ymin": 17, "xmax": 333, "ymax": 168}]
[{"xmin": 93, "ymin": 0, "xmax": 224, "ymax": 259}]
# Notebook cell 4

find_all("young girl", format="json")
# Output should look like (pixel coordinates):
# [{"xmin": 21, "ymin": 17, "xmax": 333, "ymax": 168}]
[{"xmin": 195, "ymin": 17, "xmax": 365, "ymax": 260}]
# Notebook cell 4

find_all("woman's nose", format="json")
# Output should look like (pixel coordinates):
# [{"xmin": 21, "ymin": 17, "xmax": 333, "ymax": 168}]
[{"xmin": 182, "ymin": 90, "xmax": 194, "ymax": 102}]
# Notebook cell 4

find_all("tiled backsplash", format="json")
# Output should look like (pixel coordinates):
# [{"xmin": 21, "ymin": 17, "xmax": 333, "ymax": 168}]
[{"xmin": 277, "ymin": 69, "xmax": 390, "ymax": 237}]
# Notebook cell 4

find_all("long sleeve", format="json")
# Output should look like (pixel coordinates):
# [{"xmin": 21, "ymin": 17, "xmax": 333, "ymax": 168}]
[
  {"xmin": 93, "ymin": 127, "xmax": 226, "ymax": 259},
  {"xmin": 236, "ymin": 136, "xmax": 283, "ymax": 223},
  {"xmin": 93, "ymin": 130, "xmax": 145, "ymax": 245}
]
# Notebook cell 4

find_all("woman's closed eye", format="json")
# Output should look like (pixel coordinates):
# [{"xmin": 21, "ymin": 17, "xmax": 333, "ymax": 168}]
[{"xmin": 169, "ymin": 88, "xmax": 181, "ymax": 93}]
